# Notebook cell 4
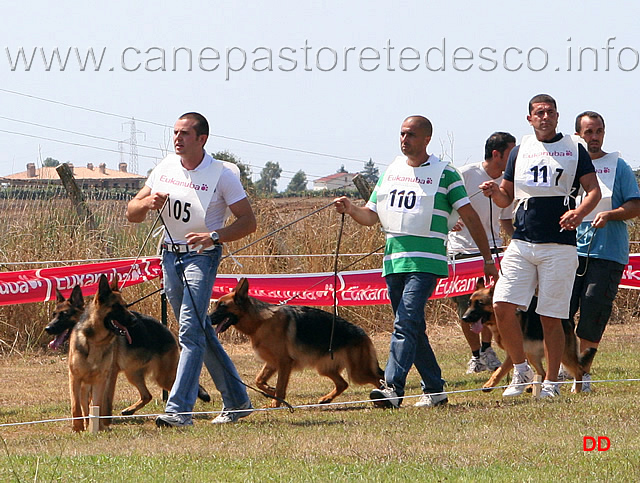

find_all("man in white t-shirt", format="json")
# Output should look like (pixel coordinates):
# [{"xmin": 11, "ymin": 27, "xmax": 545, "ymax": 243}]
[
  {"xmin": 126, "ymin": 112, "xmax": 257, "ymax": 427},
  {"xmin": 448, "ymin": 132, "xmax": 515, "ymax": 374}
]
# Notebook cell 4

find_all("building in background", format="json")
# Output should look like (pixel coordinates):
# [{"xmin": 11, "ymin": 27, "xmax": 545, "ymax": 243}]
[
  {"xmin": 0, "ymin": 162, "xmax": 146, "ymax": 190},
  {"xmin": 313, "ymin": 172, "xmax": 356, "ymax": 191}
]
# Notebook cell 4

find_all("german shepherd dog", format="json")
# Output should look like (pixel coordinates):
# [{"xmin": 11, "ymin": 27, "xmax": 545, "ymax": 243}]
[
  {"xmin": 462, "ymin": 278, "xmax": 596, "ymax": 393},
  {"xmin": 63, "ymin": 275, "xmax": 209, "ymax": 431},
  {"xmin": 210, "ymin": 278, "xmax": 384, "ymax": 407}
]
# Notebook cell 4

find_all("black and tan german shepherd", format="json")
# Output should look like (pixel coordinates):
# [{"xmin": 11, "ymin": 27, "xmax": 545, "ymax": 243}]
[
  {"xmin": 63, "ymin": 276, "xmax": 209, "ymax": 431},
  {"xmin": 462, "ymin": 278, "xmax": 596, "ymax": 393},
  {"xmin": 210, "ymin": 278, "xmax": 384, "ymax": 407}
]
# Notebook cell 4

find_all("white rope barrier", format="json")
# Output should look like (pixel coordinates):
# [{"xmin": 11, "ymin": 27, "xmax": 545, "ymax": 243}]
[{"xmin": 2, "ymin": 377, "xmax": 639, "ymax": 429}]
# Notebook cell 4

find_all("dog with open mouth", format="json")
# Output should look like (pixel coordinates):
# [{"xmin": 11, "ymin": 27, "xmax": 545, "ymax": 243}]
[{"xmin": 210, "ymin": 278, "xmax": 384, "ymax": 407}]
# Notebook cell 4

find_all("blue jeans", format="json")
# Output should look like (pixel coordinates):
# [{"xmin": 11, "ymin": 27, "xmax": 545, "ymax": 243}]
[
  {"xmin": 384, "ymin": 272, "xmax": 444, "ymax": 397},
  {"xmin": 162, "ymin": 247, "xmax": 249, "ymax": 414}
]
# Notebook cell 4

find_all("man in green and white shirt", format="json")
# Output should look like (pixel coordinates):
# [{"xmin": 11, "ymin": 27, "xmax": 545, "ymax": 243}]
[{"xmin": 335, "ymin": 115, "xmax": 497, "ymax": 409}]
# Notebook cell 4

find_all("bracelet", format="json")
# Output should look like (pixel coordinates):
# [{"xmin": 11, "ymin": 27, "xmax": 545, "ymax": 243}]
[{"xmin": 484, "ymin": 259, "xmax": 495, "ymax": 265}]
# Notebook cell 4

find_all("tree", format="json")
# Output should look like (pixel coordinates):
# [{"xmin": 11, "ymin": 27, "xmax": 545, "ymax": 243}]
[
  {"xmin": 42, "ymin": 157, "xmax": 60, "ymax": 167},
  {"xmin": 255, "ymin": 161, "xmax": 282, "ymax": 195},
  {"xmin": 286, "ymin": 170, "xmax": 307, "ymax": 193},
  {"xmin": 360, "ymin": 158, "xmax": 379, "ymax": 185},
  {"xmin": 211, "ymin": 150, "xmax": 254, "ymax": 191},
  {"xmin": 336, "ymin": 164, "xmax": 348, "ymax": 173}
]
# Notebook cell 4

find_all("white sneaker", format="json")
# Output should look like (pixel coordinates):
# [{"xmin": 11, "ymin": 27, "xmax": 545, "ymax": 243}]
[
  {"xmin": 540, "ymin": 381, "xmax": 560, "ymax": 398},
  {"xmin": 211, "ymin": 400, "xmax": 253, "ymax": 424},
  {"xmin": 502, "ymin": 365, "xmax": 534, "ymax": 397},
  {"xmin": 571, "ymin": 373, "xmax": 592, "ymax": 393},
  {"xmin": 480, "ymin": 347, "xmax": 502, "ymax": 371},
  {"xmin": 466, "ymin": 356, "xmax": 487, "ymax": 374},
  {"xmin": 370, "ymin": 381, "xmax": 401, "ymax": 408},
  {"xmin": 414, "ymin": 392, "xmax": 448, "ymax": 408}
]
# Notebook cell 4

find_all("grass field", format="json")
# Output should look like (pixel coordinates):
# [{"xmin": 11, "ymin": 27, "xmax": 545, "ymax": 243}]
[
  {"xmin": 2, "ymin": 195, "xmax": 640, "ymax": 480},
  {"xmin": 1, "ymin": 322, "xmax": 639, "ymax": 482}
]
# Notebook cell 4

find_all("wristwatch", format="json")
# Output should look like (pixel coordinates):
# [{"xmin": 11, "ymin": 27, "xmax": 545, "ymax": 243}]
[
  {"xmin": 210, "ymin": 231, "xmax": 220, "ymax": 244},
  {"xmin": 484, "ymin": 259, "xmax": 495, "ymax": 265}
]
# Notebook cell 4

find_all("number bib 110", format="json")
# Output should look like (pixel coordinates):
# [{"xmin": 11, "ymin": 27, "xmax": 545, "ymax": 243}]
[{"xmin": 376, "ymin": 155, "xmax": 447, "ymax": 237}]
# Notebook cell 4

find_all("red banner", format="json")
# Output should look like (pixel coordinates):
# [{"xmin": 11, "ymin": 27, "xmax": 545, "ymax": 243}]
[
  {"xmin": 2, "ymin": 254, "xmax": 640, "ymax": 306},
  {"xmin": 0, "ymin": 258, "xmax": 162, "ymax": 305},
  {"xmin": 211, "ymin": 257, "xmax": 490, "ymax": 305}
]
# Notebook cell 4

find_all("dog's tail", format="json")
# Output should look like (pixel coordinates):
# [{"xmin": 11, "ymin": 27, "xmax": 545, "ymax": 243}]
[{"xmin": 345, "ymin": 336, "xmax": 384, "ymax": 387}]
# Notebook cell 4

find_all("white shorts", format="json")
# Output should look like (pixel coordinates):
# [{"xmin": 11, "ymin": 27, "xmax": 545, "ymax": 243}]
[{"xmin": 493, "ymin": 239, "xmax": 578, "ymax": 319}]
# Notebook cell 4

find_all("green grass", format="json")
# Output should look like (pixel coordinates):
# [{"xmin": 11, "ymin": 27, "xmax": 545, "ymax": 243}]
[{"xmin": 1, "ymin": 325, "xmax": 639, "ymax": 482}]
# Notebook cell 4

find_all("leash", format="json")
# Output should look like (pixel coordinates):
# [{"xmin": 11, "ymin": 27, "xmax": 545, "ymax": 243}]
[
  {"xmin": 118, "ymin": 199, "xmax": 167, "ymax": 292},
  {"xmin": 158, "ymin": 201, "xmax": 294, "ymax": 411},
  {"xmin": 125, "ymin": 287, "xmax": 163, "ymax": 308},
  {"xmin": 223, "ymin": 200, "xmax": 336, "ymax": 259},
  {"xmin": 487, "ymin": 196, "xmax": 503, "ymax": 277},
  {"xmin": 328, "ymin": 213, "xmax": 345, "ymax": 359},
  {"xmin": 576, "ymin": 225, "xmax": 598, "ymax": 277}
]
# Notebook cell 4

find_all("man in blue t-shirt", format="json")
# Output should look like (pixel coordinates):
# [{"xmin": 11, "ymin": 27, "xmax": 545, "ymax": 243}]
[
  {"xmin": 564, "ymin": 111, "xmax": 640, "ymax": 393},
  {"xmin": 479, "ymin": 94, "xmax": 601, "ymax": 399}
]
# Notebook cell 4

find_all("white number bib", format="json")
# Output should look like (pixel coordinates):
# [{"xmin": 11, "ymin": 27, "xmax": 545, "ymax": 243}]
[
  {"xmin": 578, "ymin": 152, "xmax": 617, "ymax": 222},
  {"xmin": 514, "ymin": 134, "xmax": 579, "ymax": 200},
  {"xmin": 151, "ymin": 154, "xmax": 223, "ymax": 243},
  {"xmin": 376, "ymin": 155, "xmax": 447, "ymax": 237}
]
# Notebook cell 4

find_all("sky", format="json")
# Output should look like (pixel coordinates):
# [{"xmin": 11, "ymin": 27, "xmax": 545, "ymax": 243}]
[{"xmin": 2, "ymin": 1, "xmax": 640, "ymax": 191}]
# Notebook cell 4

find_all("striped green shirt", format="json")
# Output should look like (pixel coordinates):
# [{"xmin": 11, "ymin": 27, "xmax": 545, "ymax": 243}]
[{"xmin": 367, "ymin": 163, "xmax": 469, "ymax": 277}]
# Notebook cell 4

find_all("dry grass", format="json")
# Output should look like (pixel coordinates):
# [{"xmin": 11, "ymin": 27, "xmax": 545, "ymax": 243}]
[{"xmin": 2, "ymin": 195, "xmax": 640, "ymax": 352}]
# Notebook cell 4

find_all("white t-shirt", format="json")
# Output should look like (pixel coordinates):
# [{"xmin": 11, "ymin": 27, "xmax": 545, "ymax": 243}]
[
  {"xmin": 447, "ymin": 161, "xmax": 512, "ymax": 254},
  {"xmin": 146, "ymin": 151, "xmax": 247, "ymax": 244}
]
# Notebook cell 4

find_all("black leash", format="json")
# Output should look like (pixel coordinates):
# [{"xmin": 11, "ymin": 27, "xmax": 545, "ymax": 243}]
[
  {"xmin": 328, "ymin": 213, "xmax": 345, "ymax": 358},
  {"xmin": 576, "ymin": 225, "xmax": 598, "ymax": 277},
  {"xmin": 487, "ymin": 197, "xmax": 503, "ymax": 277},
  {"xmin": 125, "ymin": 287, "xmax": 163, "ymax": 308}
]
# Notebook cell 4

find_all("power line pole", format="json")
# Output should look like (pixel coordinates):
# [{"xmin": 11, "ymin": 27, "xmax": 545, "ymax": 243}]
[{"xmin": 122, "ymin": 118, "xmax": 145, "ymax": 174}]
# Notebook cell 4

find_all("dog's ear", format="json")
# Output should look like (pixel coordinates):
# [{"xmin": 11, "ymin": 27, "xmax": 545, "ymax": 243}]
[
  {"xmin": 476, "ymin": 277, "xmax": 485, "ymax": 290},
  {"xmin": 235, "ymin": 278, "xmax": 249, "ymax": 302},
  {"xmin": 110, "ymin": 276, "xmax": 120, "ymax": 293},
  {"xmin": 55, "ymin": 289, "xmax": 65, "ymax": 303},
  {"xmin": 70, "ymin": 285, "xmax": 84, "ymax": 308},
  {"xmin": 97, "ymin": 274, "xmax": 112, "ymax": 301}
]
